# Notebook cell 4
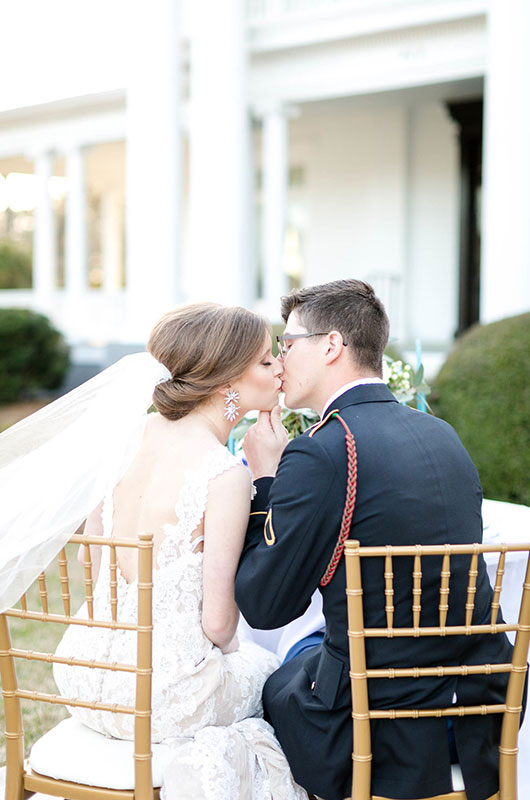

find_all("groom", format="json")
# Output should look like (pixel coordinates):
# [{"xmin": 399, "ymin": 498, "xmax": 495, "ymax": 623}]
[{"xmin": 235, "ymin": 279, "xmax": 516, "ymax": 800}]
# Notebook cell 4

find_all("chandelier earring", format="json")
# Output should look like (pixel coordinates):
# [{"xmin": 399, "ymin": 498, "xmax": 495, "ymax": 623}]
[{"xmin": 223, "ymin": 388, "xmax": 240, "ymax": 422}]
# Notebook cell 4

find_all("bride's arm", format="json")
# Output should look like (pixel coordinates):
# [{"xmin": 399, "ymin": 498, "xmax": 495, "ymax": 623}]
[{"xmin": 202, "ymin": 464, "xmax": 252, "ymax": 652}]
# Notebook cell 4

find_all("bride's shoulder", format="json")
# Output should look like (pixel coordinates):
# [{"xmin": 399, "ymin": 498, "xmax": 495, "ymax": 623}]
[
  {"xmin": 206, "ymin": 444, "xmax": 250, "ymax": 481},
  {"xmin": 206, "ymin": 464, "xmax": 253, "ymax": 524},
  {"xmin": 206, "ymin": 448, "xmax": 252, "ymax": 496},
  {"xmin": 142, "ymin": 414, "xmax": 250, "ymax": 492}
]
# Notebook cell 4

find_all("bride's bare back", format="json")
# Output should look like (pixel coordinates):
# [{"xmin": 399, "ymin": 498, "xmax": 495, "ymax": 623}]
[
  {"xmin": 85, "ymin": 411, "xmax": 252, "ymax": 650},
  {"xmin": 111, "ymin": 414, "xmax": 212, "ymax": 578}
]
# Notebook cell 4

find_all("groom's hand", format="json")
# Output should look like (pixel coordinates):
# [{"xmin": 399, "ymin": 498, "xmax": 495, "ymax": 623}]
[{"xmin": 243, "ymin": 405, "xmax": 288, "ymax": 479}]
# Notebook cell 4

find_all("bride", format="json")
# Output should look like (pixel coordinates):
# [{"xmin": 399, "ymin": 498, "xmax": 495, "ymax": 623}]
[{"xmin": 0, "ymin": 302, "xmax": 306, "ymax": 800}]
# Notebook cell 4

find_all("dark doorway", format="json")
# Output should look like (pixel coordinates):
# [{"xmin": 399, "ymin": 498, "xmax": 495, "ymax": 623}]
[{"xmin": 447, "ymin": 99, "xmax": 483, "ymax": 336}]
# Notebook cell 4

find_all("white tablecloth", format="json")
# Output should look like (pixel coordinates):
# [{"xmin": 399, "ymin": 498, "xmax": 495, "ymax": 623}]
[
  {"xmin": 482, "ymin": 499, "xmax": 530, "ymax": 796},
  {"xmin": 240, "ymin": 498, "xmax": 530, "ymax": 794},
  {"xmin": 239, "ymin": 590, "xmax": 325, "ymax": 663}
]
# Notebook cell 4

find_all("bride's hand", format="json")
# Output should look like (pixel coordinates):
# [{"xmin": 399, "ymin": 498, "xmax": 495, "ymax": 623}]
[
  {"xmin": 221, "ymin": 633, "xmax": 239, "ymax": 654},
  {"xmin": 243, "ymin": 406, "xmax": 288, "ymax": 479}
]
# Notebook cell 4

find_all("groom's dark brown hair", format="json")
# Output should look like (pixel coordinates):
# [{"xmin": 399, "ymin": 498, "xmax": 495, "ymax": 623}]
[{"xmin": 280, "ymin": 278, "xmax": 389, "ymax": 375}]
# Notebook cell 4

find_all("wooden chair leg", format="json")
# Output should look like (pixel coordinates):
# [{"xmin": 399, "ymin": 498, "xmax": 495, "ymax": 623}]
[{"xmin": 4, "ymin": 761, "xmax": 24, "ymax": 800}]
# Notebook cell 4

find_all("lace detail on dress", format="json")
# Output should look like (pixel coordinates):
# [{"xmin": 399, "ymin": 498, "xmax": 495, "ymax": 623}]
[
  {"xmin": 175, "ymin": 446, "xmax": 242, "ymax": 539},
  {"xmin": 157, "ymin": 444, "xmax": 245, "ymax": 570},
  {"xmin": 53, "ymin": 444, "xmax": 305, "ymax": 799},
  {"xmin": 162, "ymin": 718, "xmax": 307, "ymax": 800}
]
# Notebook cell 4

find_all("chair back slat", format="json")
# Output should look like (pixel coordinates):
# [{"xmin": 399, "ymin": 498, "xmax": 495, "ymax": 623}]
[
  {"xmin": 10, "ymin": 646, "xmax": 136, "ymax": 673},
  {"xmin": 369, "ymin": 703, "xmax": 506, "ymax": 720},
  {"xmin": 439, "ymin": 550, "xmax": 451, "ymax": 627},
  {"xmin": 499, "ymin": 552, "xmax": 530, "ymax": 798},
  {"xmin": 58, "ymin": 547, "xmax": 71, "ymax": 616},
  {"xmin": 345, "ymin": 539, "xmax": 530, "ymax": 800},
  {"xmin": 0, "ymin": 614, "xmax": 24, "ymax": 799},
  {"xmin": 83, "ymin": 542, "xmax": 95, "ymax": 620},
  {"xmin": 384, "ymin": 550, "xmax": 394, "ymax": 629},
  {"xmin": 345, "ymin": 549, "xmax": 372, "ymax": 800},
  {"xmin": 491, "ymin": 550, "xmax": 507, "ymax": 625},
  {"xmin": 363, "ymin": 622, "xmax": 519, "ymax": 638},
  {"xmin": 412, "ymin": 551, "xmax": 422, "ymax": 628},
  {"xmin": 5, "ymin": 607, "xmax": 137, "ymax": 630},
  {"xmin": 110, "ymin": 544, "xmax": 118, "ymax": 622},
  {"xmin": 350, "ymin": 543, "xmax": 530, "ymax": 557},
  {"xmin": 465, "ymin": 549, "xmax": 479, "ymax": 626},
  {"xmin": 365, "ymin": 663, "xmax": 512, "ymax": 679},
  {"xmin": 38, "ymin": 573, "xmax": 48, "ymax": 614},
  {"xmin": 135, "ymin": 532, "xmax": 155, "ymax": 795},
  {"xmin": 15, "ymin": 688, "xmax": 135, "ymax": 715}
]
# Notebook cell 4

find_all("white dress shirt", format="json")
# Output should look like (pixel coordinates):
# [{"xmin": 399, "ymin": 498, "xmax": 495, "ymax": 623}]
[{"xmin": 322, "ymin": 377, "xmax": 385, "ymax": 418}]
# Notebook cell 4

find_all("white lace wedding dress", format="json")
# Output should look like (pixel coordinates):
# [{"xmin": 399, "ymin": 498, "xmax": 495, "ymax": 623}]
[{"xmin": 53, "ymin": 444, "xmax": 306, "ymax": 799}]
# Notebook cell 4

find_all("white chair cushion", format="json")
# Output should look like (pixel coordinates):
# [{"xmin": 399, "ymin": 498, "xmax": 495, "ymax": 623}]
[
  {"xmin": 29, "ymin": 717, "xmax": 174, "ymax": 790},
  {"xmin": 29, "ymin": 716, "xmax": 467, "ymax": 794}
]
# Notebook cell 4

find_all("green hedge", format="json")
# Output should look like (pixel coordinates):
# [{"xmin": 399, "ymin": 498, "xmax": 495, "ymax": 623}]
[
  {"xmin": 0, "ymin": 241, "xmax": 32, "ymax": 289},
  {"xmin": 0, "ymin": 308, "xmax": 70, "ymax": 404},
  {"xmin": 432, "ymin": 313, "xmax": 530, "ymax": 505}
]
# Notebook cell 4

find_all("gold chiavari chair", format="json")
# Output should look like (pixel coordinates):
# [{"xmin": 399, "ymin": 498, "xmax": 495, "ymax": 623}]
[
  {"xmin": 0, "ymin": 532, "xmax": 169, "ymax": 800},
  {"xmin": 344, "ymin": 540, "xmax": 530, "ymax": 800}
]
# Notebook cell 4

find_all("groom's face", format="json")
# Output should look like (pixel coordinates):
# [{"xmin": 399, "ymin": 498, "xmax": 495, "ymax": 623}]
[{"xmin": 279, "ymin": 311, "xmax": 323, "ymax": 411}]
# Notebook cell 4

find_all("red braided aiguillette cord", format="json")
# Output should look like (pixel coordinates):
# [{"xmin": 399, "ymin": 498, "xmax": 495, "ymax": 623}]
[{"xmin": 319, "ymin": 413, "xmax": 358, "ymax": 586}]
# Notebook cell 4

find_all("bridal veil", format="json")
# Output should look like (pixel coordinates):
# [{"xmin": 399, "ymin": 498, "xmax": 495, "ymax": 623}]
[{"xmin": 0, "ymin": 353, "xmax": 171, "ymax": 612}]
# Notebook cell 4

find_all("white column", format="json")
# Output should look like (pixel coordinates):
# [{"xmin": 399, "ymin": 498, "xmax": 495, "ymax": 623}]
[
  {"xmin": 33, "ymin": 151, "xmax": 56, "ymax": 310},
  {"xmin": 64, "ymin": 145, "xmax": 87, "ymax": 298},
  {"xmin": 126, "ymin": 0, "xmax": 181, "ymax": 342},
  {"xmin": 481, "ymin": 0, "xmax": 530, "ymax": 322},
  {"xmin": 261, "ymin": 106, "xmax": 289, "ymax": 321},
  {"xmin": 186, "ymin": 0, "xmax": 253, "ymax": 307},
  {"xmin": 101, "ymin": 191, "xmax": 123, "ymax": 292}
]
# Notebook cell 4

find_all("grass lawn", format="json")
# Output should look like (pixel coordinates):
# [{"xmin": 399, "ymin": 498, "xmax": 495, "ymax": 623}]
[
  {"xmin": 0, "ymin": 545, "xmax": 85, "ymax": 765},
  {"xmin": 0, "ymin": 399, "xmax": 52, "ymax": 434}
]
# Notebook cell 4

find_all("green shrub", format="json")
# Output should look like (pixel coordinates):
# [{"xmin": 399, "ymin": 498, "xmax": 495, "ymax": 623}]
[
  {"xmin": 0, "ymin": 241, "xmax": 33, "ymax": 289},
  {"xmin": 432, "ymin": 313, "xmax": 530, "ymax": 505},
  {"xmin": 0, "ymin": 308, "xmax": 70, "ymax": 403}
]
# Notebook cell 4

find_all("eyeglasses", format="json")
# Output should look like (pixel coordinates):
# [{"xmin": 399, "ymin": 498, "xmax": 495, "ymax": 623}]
[{"xmin": 276, "ymin": 332, "xmax": 330, "ymax": 358}]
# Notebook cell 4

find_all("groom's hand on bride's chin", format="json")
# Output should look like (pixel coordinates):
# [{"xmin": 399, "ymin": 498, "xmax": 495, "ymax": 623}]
[{"xmin": 243, "ymin": 405, "xmax": 288, "ymax": 479}]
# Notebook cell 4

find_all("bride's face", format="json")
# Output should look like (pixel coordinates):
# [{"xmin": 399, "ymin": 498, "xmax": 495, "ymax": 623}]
[{"xmin": 235, "ymin": 333, "xmax": 283, "ymax": 415}]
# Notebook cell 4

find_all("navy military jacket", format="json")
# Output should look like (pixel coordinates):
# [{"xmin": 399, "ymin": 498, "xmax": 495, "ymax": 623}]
[{"xmin": 235, "ymin": 384, "xmax": 520, "ymax": 800}]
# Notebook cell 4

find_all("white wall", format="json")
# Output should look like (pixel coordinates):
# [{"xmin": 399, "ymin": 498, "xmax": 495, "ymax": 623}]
[
  {"xmin": 406, "ymin": 103, "xmax": 459, "ymax": 346},
  {"xmin": 1, "ymin": 1, "xmax": 129, "ymax": 112},
  {"xmin": 288, "ymin": 99, "xmax": 459, "ymax": 352},
  {"xmin": 291, "ymin": 106, "xmax": 405, "ymax": 296}
]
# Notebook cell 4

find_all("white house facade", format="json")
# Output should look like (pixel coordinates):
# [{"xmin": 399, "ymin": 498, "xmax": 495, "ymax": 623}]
[{"xmin": 0, "ymin": 0, "xmax": 529, "ymax": 376}]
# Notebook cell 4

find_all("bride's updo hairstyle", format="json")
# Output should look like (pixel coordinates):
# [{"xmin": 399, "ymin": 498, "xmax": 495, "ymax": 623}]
[{"xmin": 148, "ymin": 302, "xmax": 269, "ymax": 420}]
